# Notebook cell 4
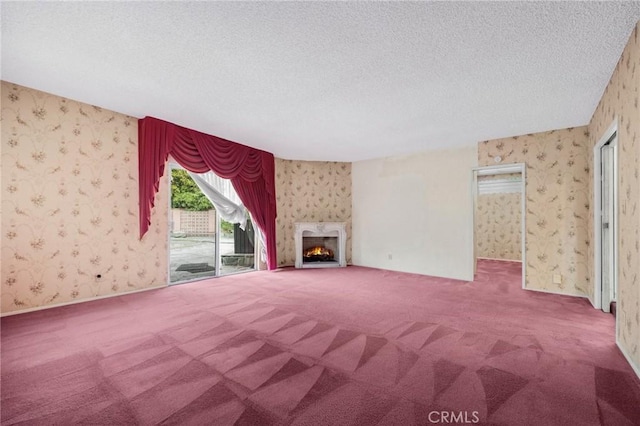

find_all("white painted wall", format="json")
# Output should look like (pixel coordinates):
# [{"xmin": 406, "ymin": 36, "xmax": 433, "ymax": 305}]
[{"xmin": 352, "ymin": 145, "xmax": 477, "ymax": 280}]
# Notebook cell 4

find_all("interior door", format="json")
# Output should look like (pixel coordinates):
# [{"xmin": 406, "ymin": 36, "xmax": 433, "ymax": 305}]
[
  {"xmin": 600, "ymin": 140, "xmax": 616, "ymax": 312},
  {"xmin": 473, "ymin": 170, "xmax": 478, "ymax": 276}
]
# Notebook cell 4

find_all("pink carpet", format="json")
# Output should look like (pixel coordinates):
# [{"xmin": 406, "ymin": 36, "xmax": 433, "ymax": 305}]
[{"xmin": 2, "ymin": 259, "xmax": 639, "ymax": 425}]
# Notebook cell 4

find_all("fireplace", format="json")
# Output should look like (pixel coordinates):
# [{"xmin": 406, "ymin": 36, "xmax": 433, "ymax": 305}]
[{"xmin": 295, "ymin": 222, "xmax": 347, "ymax": 268}]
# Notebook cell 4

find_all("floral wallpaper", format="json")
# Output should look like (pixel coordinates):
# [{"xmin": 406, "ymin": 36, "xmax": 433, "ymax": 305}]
[
  {"xmin": 478, "ymin": 126, "xmax": 590, "ymax": 295},
  {"xmin": 275, "ymin": 159, "xmax": 352, "ymax": 267},
  {"xmin": 587, "ymin": 23, "xmax": 639, "ymax": 368},
  {"xmin": 475, "ymin": 192, "xmax": 522, "ymax": 261},
  {"xmin": 1, "ymin": 81, "xmax": 168, "ymax": 314}
]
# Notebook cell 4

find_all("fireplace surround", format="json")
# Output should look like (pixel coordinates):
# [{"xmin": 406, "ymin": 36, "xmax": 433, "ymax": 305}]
[{"xmin": 295, "ymin": 222, "xmax": 347, "ymax": 268}]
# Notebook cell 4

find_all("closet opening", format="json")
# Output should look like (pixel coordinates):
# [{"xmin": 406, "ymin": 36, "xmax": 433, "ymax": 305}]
[{"xmin": 472, "ymin": 163, "xmax": 526, "ymax": 289}]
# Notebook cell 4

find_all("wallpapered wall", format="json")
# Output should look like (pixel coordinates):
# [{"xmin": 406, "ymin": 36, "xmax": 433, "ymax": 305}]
[
  {"xmin": 1, "ymin": 81, "xmax": 168, "ymax": 314},
  {"xmin": 275, "ymin": 159, "xmax": 352, "ymax": 267},
  {"xmin": 475, "ymin": 192, "xmax": 522, "ymax": 261},
  {"xmin": 587, "ymin": 23, "xmax": 639, "ymax": 369},
  {"xmin": 478, "ymin": 126, "xmax": 590, "ymax": 295}
]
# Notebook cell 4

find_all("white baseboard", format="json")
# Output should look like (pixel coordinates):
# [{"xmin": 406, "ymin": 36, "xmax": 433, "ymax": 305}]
[
  {"xmin": 0, "ymin": 284, "xmax": 167, "ymax": 317},
  {"xmin": 617, "ymin": 337, "xmax": 640, "ymax": 380},
  {"xmin": 523, "ymin": 286, "xmax": 589, "ymax": 299}
]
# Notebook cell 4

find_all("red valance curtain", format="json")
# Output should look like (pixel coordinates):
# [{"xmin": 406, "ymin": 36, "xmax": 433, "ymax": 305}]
[{"xmin": 138, "ymin": 116, "xmax": 278, "ymax": 270}]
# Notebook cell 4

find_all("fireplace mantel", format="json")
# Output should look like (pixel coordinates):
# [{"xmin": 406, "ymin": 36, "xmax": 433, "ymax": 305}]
[{"xmin": 295, "ymin": 222, "xmax": 347, "ymax": 268}]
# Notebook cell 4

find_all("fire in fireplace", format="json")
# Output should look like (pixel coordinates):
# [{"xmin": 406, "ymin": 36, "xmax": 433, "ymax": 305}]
[{"xmin": 303, "ymin": 246, "xmax": 334, "ymax": 262}]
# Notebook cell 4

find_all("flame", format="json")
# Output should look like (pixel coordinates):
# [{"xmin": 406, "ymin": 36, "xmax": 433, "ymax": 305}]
[{"xmin": 303, "ymin": 246, "xmax": 334, "ymax": 257}]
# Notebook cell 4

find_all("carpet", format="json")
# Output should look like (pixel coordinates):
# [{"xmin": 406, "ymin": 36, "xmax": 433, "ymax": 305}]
[{"xmin": 2, "ymin": 259, "xmax": 639, "ymax": 425}]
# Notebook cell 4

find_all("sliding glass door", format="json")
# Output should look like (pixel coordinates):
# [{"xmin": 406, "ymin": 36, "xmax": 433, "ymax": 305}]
[{"xmin": 169, "ymin": 165, "xmax": 256, "ymax": 284}]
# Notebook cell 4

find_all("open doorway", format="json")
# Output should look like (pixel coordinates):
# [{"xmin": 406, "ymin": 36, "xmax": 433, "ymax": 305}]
[
  {"xmin": 594, "ymin": 121, "xmax": 618, "ymax": 313},
  {"xmin": 169, "ymin": 164, "xmax": 256, "ymax": 284},
  {"xmin": 472, "ymin": 163, "xmax": 526, "ymax": 288}
]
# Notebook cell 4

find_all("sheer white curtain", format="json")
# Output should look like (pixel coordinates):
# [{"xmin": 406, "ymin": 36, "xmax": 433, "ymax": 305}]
[
  {"xmin": 187, "ymin": 171, "xmax": 248, "ymax": 230},
  {"xmin": 196, "ymin": 171, "xmax": 242, "ymax": 205}
]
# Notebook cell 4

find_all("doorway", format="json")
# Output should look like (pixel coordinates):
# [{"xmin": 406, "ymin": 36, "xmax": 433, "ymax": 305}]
[
  {"xmin": 594, "ymin": 121, "xmax": 618, "ymax": 313},
  {"xmin": 169, "ymin": 164, "xmax": 256, "ymax": 284},
  {"xmin": 472, "ymin": 163, "xmax": 526, "ymax": 288}
]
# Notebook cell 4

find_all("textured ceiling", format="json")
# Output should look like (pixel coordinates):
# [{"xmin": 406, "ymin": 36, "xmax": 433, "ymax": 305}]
[{"xmin": 2, "ymin": 2, "xmax": 640, "ymax": 162}]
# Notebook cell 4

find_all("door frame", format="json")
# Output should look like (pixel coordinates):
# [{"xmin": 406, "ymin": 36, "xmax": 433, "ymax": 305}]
[
  {"xmin": 593, "ymin": 119, "xmax": 618, "ymax": 311},
  {"xmin": 472, "ymin": 163, "xmax": 526, "ymax": 289}
]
